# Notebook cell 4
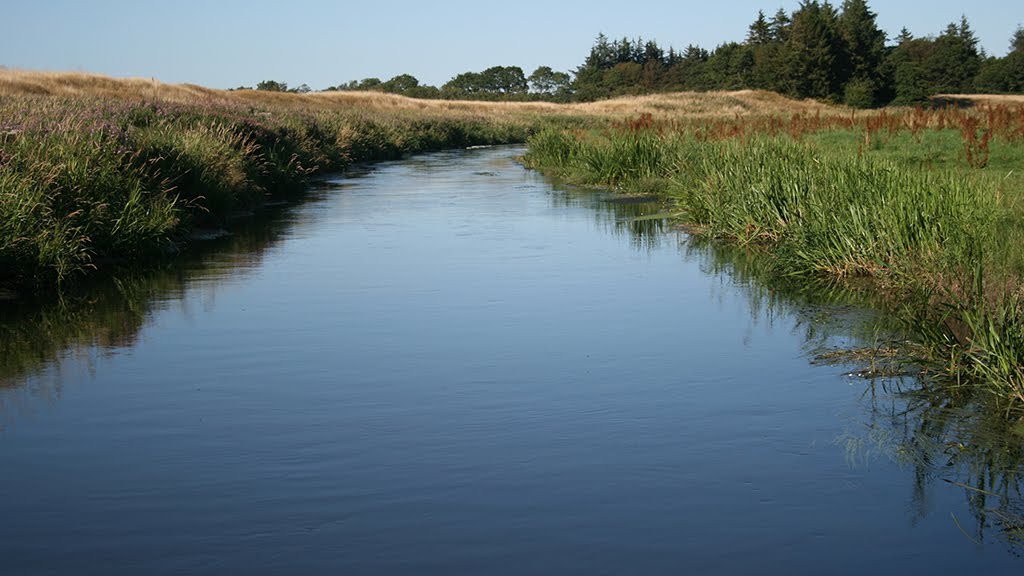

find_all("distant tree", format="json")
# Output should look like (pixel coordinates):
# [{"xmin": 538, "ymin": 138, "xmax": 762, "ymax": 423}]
[
  {"xmin": 643, "ymin": 41, "xmax": 665, "ymax": 65},
  {"xmin": 886, "ymin": 34, "xmax": 936, "ymax": 104},
  {"xmin": 290, "ymin": 83, "xmax": 312, "ymax": 94},
  {"xmin": 746, "ymin": 10, "xmax": 789, "ymax": 92},
  {"xmin": 615, "ymin": 37, "xmax": 638, "ymax": 65},
  {"xmin": 786, "ymin": 1, "xmax": 845, "ymax": 100},
  {"xmin": 603, "ymin": 62, "xmax": 644, "ymax": 94},
  {"xmin": 1013, "ymin": 26, "xmax": 1024, "ymax": 53},
  {"xmin": 573, "ymin": 33, "xmax": 626, "ymax": 100},
  {"xmin": 256, "ymin": 80, "xmax": 288, "ymax": 92},
  {"xmin": 381, "ymin": 74, "xmax": 421, "ymax": 94},
  {"xmin": 704, "ymin": 42, "xmax": 754, "ymax": 90},
  {"xmin": 974, "ymin": 27, "xmax": 1024, "ymax": 93},
  {"xmin": 333, "ymin": 78, "xmax": 384, "ymax": 91},
  {"xmin": 527, "ymin": 66, "xmax": 572, "ymax": 98},
  {"xmin": 479, "ymin": 66, "xmax": 528, "ymax": 95},
  {"xmin": 441, "ymin": 67, "xmax": 531, "ymax": 99},
  {"xmin": 560, "ymin": 3, "xmax": 1012, "ymax": 103},
  {"xmin": 357, "ymin": 78, "xmax": 383, "ymax": 90},
  {"xmin": 837, "ymin": 0, "xmax": 886, "ymax": 106},
  {"xmin": 926, "ymin": 18, "xmax": 982, "ymax": 93},
  {"xmin": 662, "ymin": 44, "xmax": 709, "ymax": 90},
  {"xmin": 1007, "ymin": 27, "xmax": 1024, "ymax": 91},
  {"xmin": 586, "ymin": 33, "xmax": 617, "ymax": 70},
  {"xmin": 769, "ymin": 8, "xmax": 793, "ymax": 43},
  {"xmin": 747, "ymin": 11, "xmax": 773, "ymax": 45},
  {"xmin": 443, "ymin": 71, "xmax": 484, "ymax": 98}
]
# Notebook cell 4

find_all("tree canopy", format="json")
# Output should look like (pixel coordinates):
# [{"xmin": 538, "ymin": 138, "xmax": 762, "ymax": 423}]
[{"xmin": 315, "ymin": 1, "xmax": 1019, "ymax": 106}]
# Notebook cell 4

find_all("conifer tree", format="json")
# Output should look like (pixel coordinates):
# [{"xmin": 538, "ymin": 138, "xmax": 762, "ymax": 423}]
[
  {"xmin": 747, "ymin": 11, "xmax": 772, "ymax": 45},
  {"xmin": 837, "ymin": 0, "xmax": 886, "ymax": 106},
  {"xmin": 786, "ymin": 1, "xmax": 844, "ymax": 100},
  {"xmin": 928, "ymin": 18, "xmax": 982, "ymax": 93}
]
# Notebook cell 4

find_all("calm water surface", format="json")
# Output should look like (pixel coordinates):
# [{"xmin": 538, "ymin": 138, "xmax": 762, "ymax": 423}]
[{"xmin": 1, "ymin": 146, "xmax": 1021, "ymax": 574}]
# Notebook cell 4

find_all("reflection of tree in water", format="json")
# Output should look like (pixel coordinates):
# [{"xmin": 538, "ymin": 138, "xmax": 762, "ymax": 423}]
[{"xmin": 684, "ymin": 234, "xmax": 1024, "ymax": 553}]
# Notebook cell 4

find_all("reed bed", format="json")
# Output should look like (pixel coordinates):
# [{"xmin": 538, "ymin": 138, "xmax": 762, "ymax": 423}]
[{"xmin": 524, "ymin": 104, "xmax": 1024, "ymax": 410}]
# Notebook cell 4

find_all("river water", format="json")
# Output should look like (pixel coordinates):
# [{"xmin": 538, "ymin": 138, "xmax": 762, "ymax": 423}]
[{"xmin": 1, "ymin": 146, "xmax": 1021, "ymax": 574}]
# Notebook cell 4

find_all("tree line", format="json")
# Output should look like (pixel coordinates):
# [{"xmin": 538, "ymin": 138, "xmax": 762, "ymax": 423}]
[
  {"xmin": 252, "ymin": 1, "xmax": 1024, "ymax": 107},
  {"xmin": 570, "ymin": 1, "xmax": 1022, "ymax": 106}
]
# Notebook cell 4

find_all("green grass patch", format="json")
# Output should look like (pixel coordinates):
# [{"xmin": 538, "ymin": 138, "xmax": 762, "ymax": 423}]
[{"xmin": 524, "ymin": 120, "xmax": 1024, "ymax": 412}]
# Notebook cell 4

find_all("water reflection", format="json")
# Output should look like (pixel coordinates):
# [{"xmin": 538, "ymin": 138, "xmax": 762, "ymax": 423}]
[
  {"xmin": 0, "ymin": 202, "xmax": 303, "ymax": 426},
  {"xmin": 683, "ymin": 234, "xmax": 1024, "ymax": 552},
  {"xmin": 545, "ymin": 174, "xmax": 1024, "ymax": 551},
  {"xmin": 547, "ymin": 184, "xmax": 674, "ymax": 251},
  {"xmin": 1, "ymin": 146, "xmax": 1023, "ymax": 558}
]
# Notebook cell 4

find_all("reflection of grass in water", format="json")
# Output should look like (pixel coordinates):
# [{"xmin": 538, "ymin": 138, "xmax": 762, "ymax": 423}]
[
  {"xmin": 544, "ymin": 179, "xmax": 675, "ymax": 250},
  {"xmin": 525, "ymin": 121, "xmax": 1024, "ymax": 409},
  {"xmin": 0, "ymin": 201, "xmax": 297, "ymax": 430},
  {"xmin": 684, "ymin": 231, "xmax": 1024, "ymax": 553},
  {"xmin": 836, "ymin": 382, "xmax": 1024, "ymax": 551}
]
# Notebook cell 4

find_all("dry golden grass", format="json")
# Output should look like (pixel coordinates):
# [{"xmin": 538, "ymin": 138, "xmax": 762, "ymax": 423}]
[
  {"xmin": 934, "ymin": 93, "xmax": 1024, "ymax": 106},
  {"xmin": 0, "ymin": 68, "xmax": 229, "ymax": 102},
  {"xmin": 0, "ymin": 68, "xmax": 842, "ymax": 120}
]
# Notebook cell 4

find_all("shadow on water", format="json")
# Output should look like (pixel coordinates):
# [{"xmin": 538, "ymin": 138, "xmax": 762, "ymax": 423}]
[
  {"xmin": 0, "ymin": 237, "xmax": 250, "ymax": 402},
  {"xmin": 550, "ymin": 173, "xmax": 1024, "ymax": 552},
  {"xmin": 0, "ymin": 169, "xmax": 374, "ymax": 424},
  {"xmin": 837, "ymin": 378, "xmax": 1024, "ymax": 553},
  {"xmin": 683, "ymin": 234, "xmax": 1024, "ymax": 554},
  {"xmin": 2, "ymin": 147, "xmax": 1023, "ymax": 555},
  {"xmin": 547, "ymin": 183, "xmax": 674, "ymax": 251}
]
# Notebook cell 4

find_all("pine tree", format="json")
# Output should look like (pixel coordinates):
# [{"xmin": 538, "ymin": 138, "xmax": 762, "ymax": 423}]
[
  {"xmin": 1012, "ymin": 26, "xmax": 1024, "ymax": 53},
  {"xmin": 837, "ymin": 0, "xmax": 886, "ymax": 106},
  {"xmin": 770, "ymin": 8, "xmax": 792, "ymax": 42},
  {"xmin": 927, "ymin": 18, "xmax": 981, "ymax": 93},
  {"xmin": 786, "ymin": 1, "xmax": 845, "ymax": 100},
  {"xmin": 747, "ymin": 11, "xmax": 772, "ymax": 45}
]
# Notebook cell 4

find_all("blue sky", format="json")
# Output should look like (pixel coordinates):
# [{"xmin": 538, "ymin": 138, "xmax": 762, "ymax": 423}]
[{"xmin": 2, "ymin": 1, "xmax": 1021, "ymax": 90}]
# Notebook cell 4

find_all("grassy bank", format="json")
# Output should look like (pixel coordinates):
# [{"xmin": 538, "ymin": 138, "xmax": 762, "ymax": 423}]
[
  {"xmin": 0, "ymin": 69, "xmax": 850, "ymax": 292},
  {"xmin": 523, "ymin": 104, "xmax": 1024, "ymax": 410},
  {"xmin": 0, "ymin": 91, "xmax": 536, "ymax": 291}
]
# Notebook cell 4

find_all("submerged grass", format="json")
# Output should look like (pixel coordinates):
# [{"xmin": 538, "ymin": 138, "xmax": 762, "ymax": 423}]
[{"xmin": 523, "ymin": 105, "xmax": 1024, "ymax": 412}]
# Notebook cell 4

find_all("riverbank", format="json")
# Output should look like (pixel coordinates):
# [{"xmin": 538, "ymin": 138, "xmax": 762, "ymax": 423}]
[
  {"xmin": 7, "ymin": 69, "xmax": 1024, "ymax": 409},
  {"xmin": 0, "ymin": 88, "xmax": 535, "ymax": 292},
  {"xmin": 0, "ymin": 70, "xmax": 856, "ymax": 292},
  {"xmin": 522, "ymin": 105, "xmax": 1024, "ymax": 411}
]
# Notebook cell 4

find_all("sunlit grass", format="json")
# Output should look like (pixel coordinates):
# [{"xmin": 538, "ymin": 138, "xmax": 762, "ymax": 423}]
[{"xmin": 523, "ymin": 104, "xmax": 1024, "ymax": 412}]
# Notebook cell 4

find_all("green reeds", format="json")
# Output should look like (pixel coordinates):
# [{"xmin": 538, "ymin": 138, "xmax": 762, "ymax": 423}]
[{"xmin": 524, "ymin": 124, "xmax": 1024, "ymax": 410}]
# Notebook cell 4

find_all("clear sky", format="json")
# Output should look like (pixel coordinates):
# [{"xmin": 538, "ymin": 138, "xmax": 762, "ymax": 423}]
[{"xmin": 2, "ymin": 1, "xmax": 1021, "ymax": 90}]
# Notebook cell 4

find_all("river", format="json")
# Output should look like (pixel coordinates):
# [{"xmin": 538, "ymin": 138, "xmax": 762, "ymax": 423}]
[{"xmin": 1, "ymin": 146, "xmax": 1021, "ymax": 574}]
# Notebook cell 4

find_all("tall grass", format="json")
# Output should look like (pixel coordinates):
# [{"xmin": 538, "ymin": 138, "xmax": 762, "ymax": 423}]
[
  {"xmin": 0, "ymin": 94, "xmax": 533, "ymax": 289},
  {"xmin": 524, "ymin": 114, "xmax": 1024, "ymax": 411}
]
